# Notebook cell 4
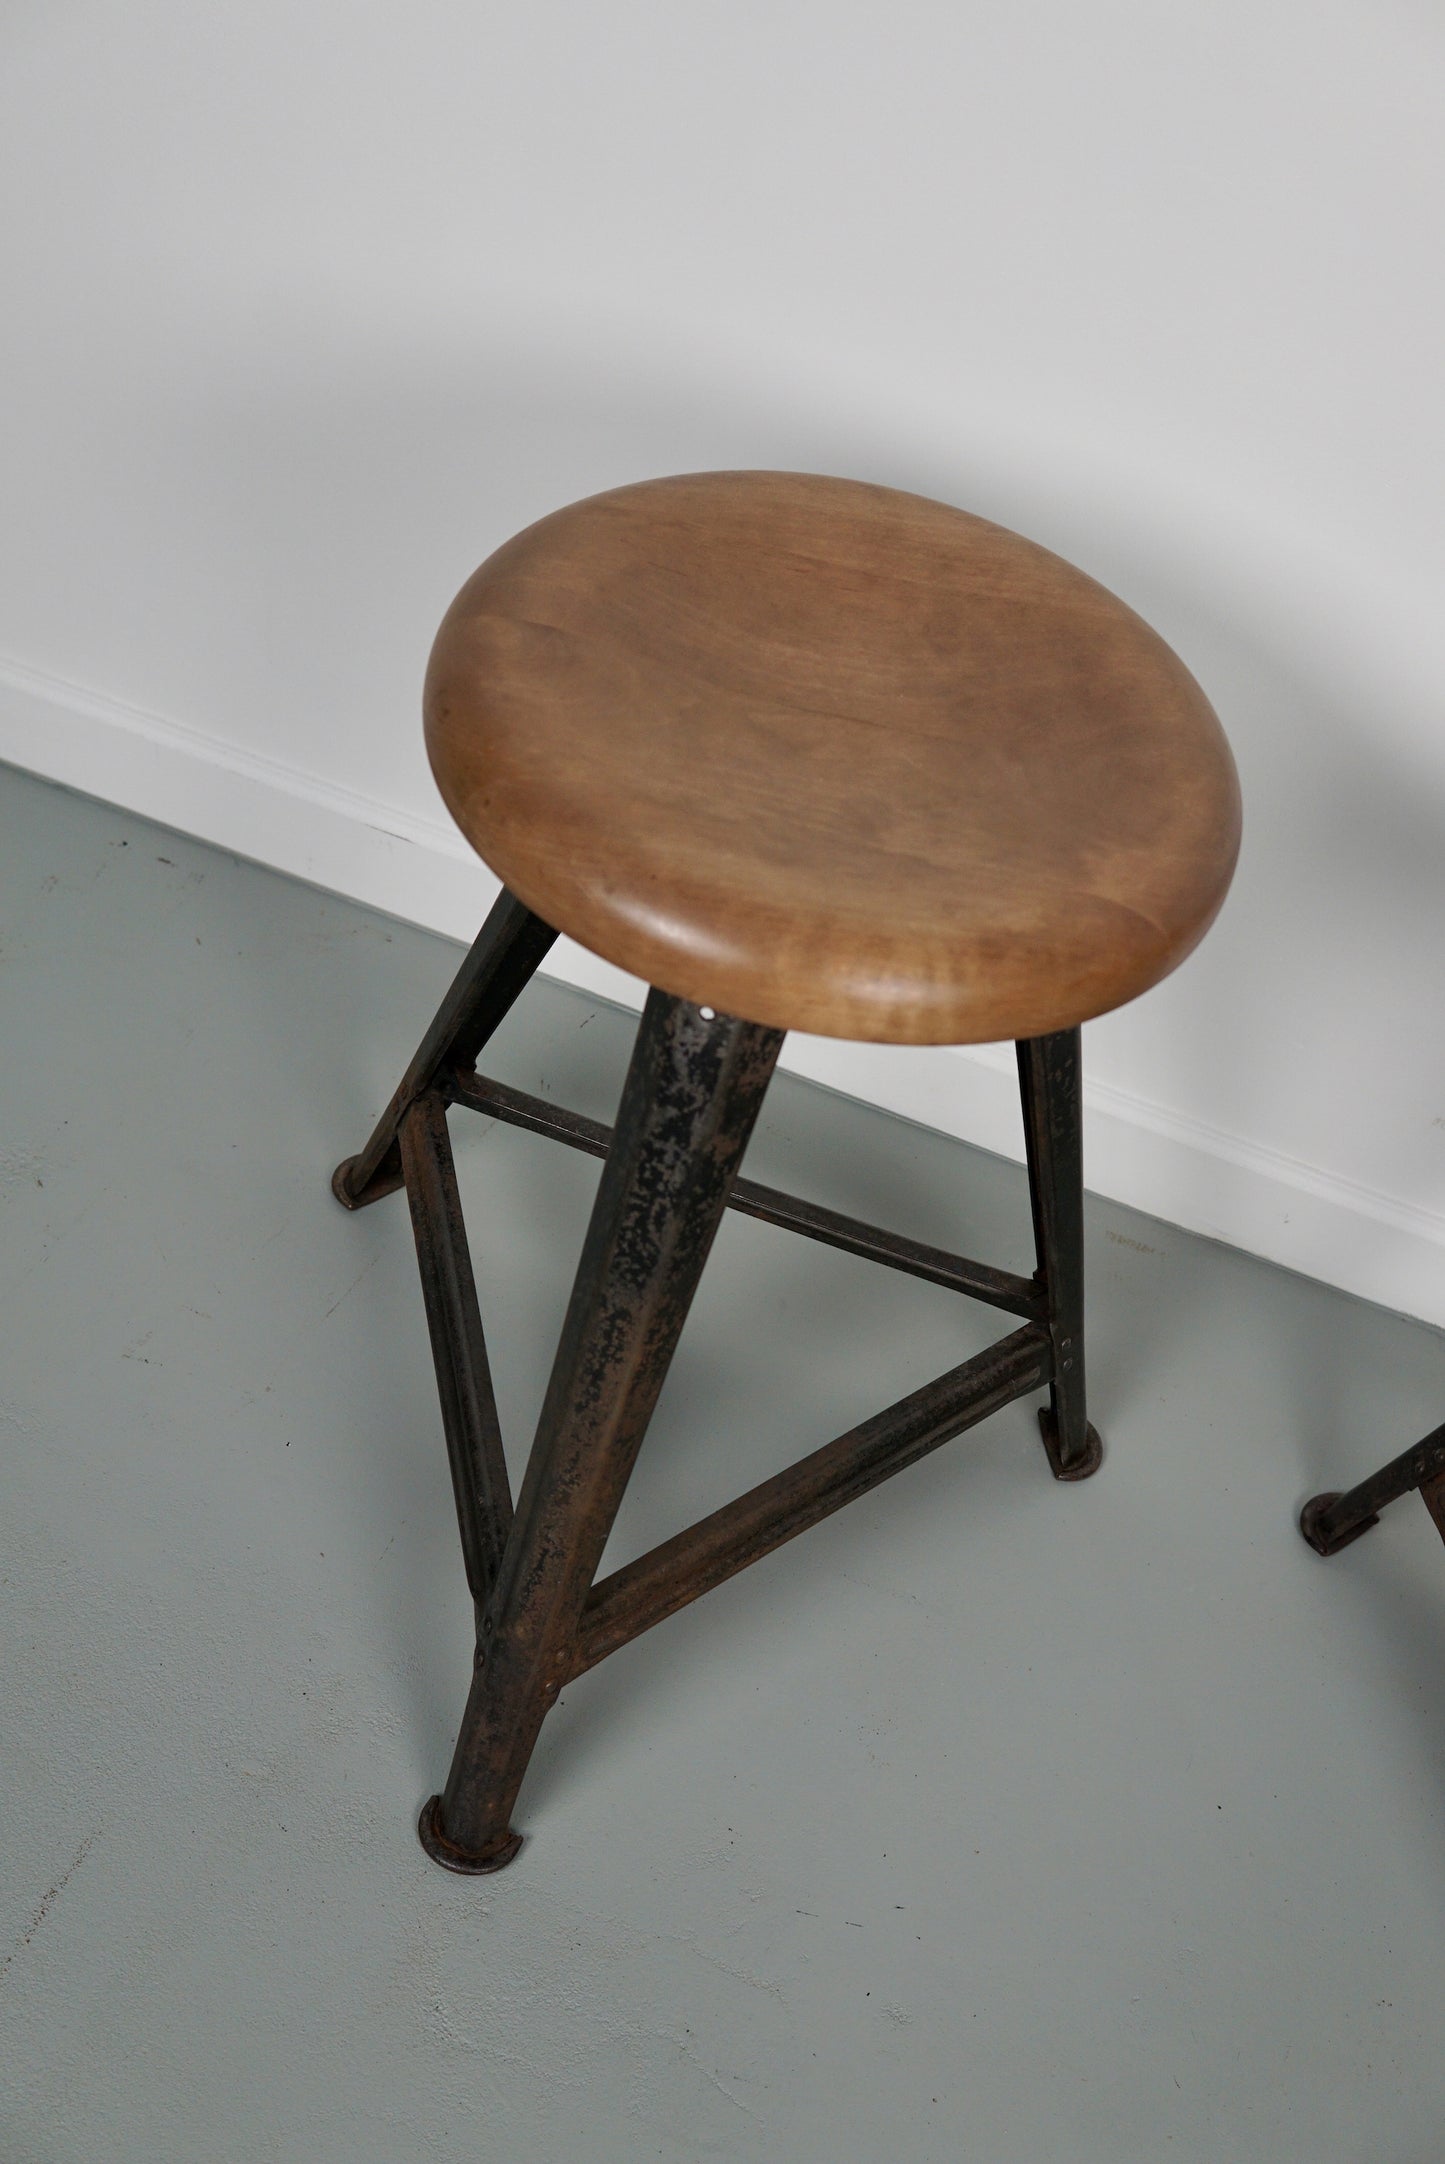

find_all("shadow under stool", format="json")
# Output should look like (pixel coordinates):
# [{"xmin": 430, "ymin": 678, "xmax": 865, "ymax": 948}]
[{"xmin": 331, "ymin": 470, "xmax": 1242, "ymax": 1873}]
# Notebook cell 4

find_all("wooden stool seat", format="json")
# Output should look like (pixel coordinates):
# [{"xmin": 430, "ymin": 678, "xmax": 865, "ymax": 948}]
[{"xmin": 424, "ymin": 471, "xmax": 1241, "ymax": 1043}]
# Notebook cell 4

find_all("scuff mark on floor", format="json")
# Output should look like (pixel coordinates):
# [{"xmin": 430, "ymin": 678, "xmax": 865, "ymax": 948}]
[
  {"xmin": 323, "ymin": 1253, "xmax": 379, "ymax": 1320},
  {"xmin": 666, "ymin": 2026, "xmax": 758, "ymax": 2116},
  {"xmin": 1, "ymin": 1830, "xmax": 100, "ymax": 1984},
  {"xmin": 1106, "ymin": 1228, "xmax": 1162, "ymax": 1257}
]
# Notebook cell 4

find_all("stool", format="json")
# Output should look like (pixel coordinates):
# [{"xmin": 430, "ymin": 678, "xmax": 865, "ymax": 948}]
[{"xmin": 332, "ymin": 471, "xmax": 1240, "ymax": 1873}]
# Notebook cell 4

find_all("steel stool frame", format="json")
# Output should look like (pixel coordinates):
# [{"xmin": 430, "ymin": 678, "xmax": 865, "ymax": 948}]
[{"xmin": 333, "ymin": 886, "xmax": 1102, "ymax": 1872}]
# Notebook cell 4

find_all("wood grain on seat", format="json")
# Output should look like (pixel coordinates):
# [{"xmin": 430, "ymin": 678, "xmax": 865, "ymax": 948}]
[{"xmin": 424, "ymin": 471, "xmax": 1240, "ymax": 1044}]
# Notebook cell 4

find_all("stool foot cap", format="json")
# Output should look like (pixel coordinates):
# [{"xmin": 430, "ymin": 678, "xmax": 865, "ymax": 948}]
[
  {"xmin": 332, "ymin": 1153, "xmax": 406, "ymax": 1210},
  {"xmin": 1299, "ymin": 1492, "xmax": 1380, "ymax": 1557},
  {"xmin": 331, "ymin": 1157, "xmax": 365, "ymax": 1210},
  {"xmin": 417, "ymin": 1795, "xmax": 523, "ymax": 1875},
  {"xmin": 1039, "ymin": 1409, "xmax": 1103, "ymax": 1482}
]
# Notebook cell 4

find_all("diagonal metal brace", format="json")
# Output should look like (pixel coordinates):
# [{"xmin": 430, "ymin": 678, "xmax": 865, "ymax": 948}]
[
  {"xmin": 447, "ymin": 1066, "xmax": 1046, "ymax": 1322},
  {"xmin": 572, "ymin": 1322, "xmax": 1052, "ymax": 1677}
]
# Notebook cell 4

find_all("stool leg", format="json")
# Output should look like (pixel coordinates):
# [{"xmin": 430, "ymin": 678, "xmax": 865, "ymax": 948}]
[
  {"xmin": 1300, "ymin": 1421, "xmax": 1445, "ymax": 1556},
  {"xmin": 419, "ymin": 990, "xmax": 784, "ymax": 1873},
  {"xmin": 399, "ymin": 1091, "xmax": 514, "ymax": 1618},
  {"xmin": 332, "ymin": 886, "xmax": 557, "ymax": 1210},
  {"xmin": 1016, "ymin": 1029, "xmax": 1103, "ymax": 1481}
]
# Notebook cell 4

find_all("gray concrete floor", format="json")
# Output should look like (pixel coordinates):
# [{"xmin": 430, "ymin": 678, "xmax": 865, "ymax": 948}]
[{"xmin": 2, "ymin": 761, "xmax": 1444, "ymax": 2163}]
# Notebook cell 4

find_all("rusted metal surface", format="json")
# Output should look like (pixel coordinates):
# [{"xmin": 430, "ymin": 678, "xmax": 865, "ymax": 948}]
[
  {"xmin": 447, "ymin": 1067, "xmax": 1046, "ymax": 1320},
  {"xmin": 1301, "ymin": 1420, "xmax": 1445, "ymax": 1556},
  {"xmin": 572, "ymin": 1323, "xmax": 1051, "ymax": 1678},
  {"xmin": 332, "ymin": 886, "xmax": 556, "ymax": 1210},
  {"xmin": 428, "ymin": 992, "xmax": 785, "ymax": 1869},
  {"xmin": 399, "ymin": 1091, "xmax": 513, "ymax": 1613}
]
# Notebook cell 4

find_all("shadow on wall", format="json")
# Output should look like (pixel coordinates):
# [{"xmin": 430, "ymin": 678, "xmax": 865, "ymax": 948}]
[{"xmin": 91, "ymin": 321, "xmax": 1445, "ymax": 1282}]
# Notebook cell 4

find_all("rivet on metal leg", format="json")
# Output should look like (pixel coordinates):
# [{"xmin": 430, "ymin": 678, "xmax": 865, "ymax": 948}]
[
  {"xmin": 417, "ymin": 1794, "xmax": 523, "ymax": 1875},
  {"xmin": 1038, "ymin": 1408, "xmax": 1103, "ymax": 1482}
]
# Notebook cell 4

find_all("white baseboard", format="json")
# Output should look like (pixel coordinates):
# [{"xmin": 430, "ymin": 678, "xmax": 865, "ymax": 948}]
[{"xmin": 5, "ymin": 649, "xmax": 1444, "ymax": 1328}]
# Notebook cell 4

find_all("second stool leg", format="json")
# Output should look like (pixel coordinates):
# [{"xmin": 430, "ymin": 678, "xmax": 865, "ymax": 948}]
[
  {"xmin": 399, "ymin": 1091, "xmax": 514, "ymax": 1619},
  {"xmin": 1300, "ymin": 1421, "xmax": 1445, "ymax": 1556},
  {"xmin": 332, "ymin": 886, "xmax": 557, "ymax": 1210},
  {"xmin": 1016, "ymin": 1029, "xmax": 1103, "ymax": 1481},
  {"xmin": 419, "ymin": 990, "xmax": 785, "ymax": 1873}
]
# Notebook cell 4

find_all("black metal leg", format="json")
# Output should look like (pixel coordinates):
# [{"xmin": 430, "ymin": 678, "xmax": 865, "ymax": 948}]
[
  {"xmin": 1016, "ymin": 1029, "xmax": 1102, "ymax": 1480},
  {"xmin": 399, "ymin": 1092, "xmax": 514, "ymax": 1616},
  {"xmin": 418, "ymin": 991, "xmax": 785, "ymax": 1873},
  {"xmin": 1300, "ymin": 1421, "xmax": 1445, "ymax": 1557},
  {"xmin": 332, "ymin": 887, "xmax": 557, "ymax": 1209}
]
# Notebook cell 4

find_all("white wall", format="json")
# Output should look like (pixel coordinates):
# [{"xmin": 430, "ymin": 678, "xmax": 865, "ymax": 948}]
[{"xmin": 4, "ymin": 1, "xmax": 1445, "ymax": 1322}]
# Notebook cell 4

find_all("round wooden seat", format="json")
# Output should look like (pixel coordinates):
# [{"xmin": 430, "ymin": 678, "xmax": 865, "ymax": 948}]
[{"xmin": 424, "ymin": 471, "xmax": 1240, "ymax": 1044}]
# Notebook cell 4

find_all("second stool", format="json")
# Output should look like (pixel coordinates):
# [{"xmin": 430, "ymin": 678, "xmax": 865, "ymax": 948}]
[{"xmin": 332, "ymin": 471, "xmax": 1241, "ymax": 1873}]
